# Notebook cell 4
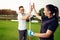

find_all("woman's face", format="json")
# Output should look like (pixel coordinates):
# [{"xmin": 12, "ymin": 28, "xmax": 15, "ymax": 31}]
[{"xmin": 43, "ymin": 7, "xmax": 51, "ymax": 16}]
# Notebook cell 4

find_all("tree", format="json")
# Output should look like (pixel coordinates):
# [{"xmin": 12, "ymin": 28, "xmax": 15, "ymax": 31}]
[
  {"xmin": 38, "ymin": 8, "xmax": 45, "ymax": 16},
  {"xmin": 0, "ymin": 9, "xmax": 17, "ymax": 20}
]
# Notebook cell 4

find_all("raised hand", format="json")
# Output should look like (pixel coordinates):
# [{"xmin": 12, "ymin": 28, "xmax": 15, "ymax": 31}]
[
  {"xmin": 32, "ymin": 3, "xmax": 35, "ymax": 9},
  {"xmin": 29, "ymin": 3, "xmax": 33, "ymax": 13}
]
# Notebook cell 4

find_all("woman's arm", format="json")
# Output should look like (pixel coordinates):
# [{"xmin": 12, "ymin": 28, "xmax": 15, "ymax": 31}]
[
  {"xmin": 34, "ymin": 8, "xmax": 42, "ymax": 20},
  {"xmin": 33, "ymin": 30, "xmax": 52, "ymax": 38},
  {"xmin": 33, "ymin": 3, "xmax": 42, "ymax": 20}
]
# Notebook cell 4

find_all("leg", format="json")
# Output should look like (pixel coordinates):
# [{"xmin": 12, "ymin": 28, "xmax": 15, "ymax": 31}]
[
  {"xmin": 18, "ymin": 30, "xmax": 24, "ymax": 40},
  {"xmin": 23, "ymin": 30, "xmax": 27, "ymax": 40}
]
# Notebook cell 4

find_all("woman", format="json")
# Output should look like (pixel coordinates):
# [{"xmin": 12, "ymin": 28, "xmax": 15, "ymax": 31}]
[{"xmin": 28, "ymin": 3, "xmax": 59, "ymax": 40}]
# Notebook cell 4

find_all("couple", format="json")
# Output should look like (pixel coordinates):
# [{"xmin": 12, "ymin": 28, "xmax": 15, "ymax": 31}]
[{"xmin": 17, "ymin": 3, "xmax": 59, "ymax": 40}]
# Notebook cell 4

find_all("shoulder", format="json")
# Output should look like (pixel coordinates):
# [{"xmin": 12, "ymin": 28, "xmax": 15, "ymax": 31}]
[
  {"xmin": 17, "ymin": 13, "xmax": 22, "ymax": 18},
  {"xmin": 49, "ymin": 18, "xmax": 58, "ymax": 27},
  {"xmin": 17, "ymin": 12, "xmax": 21, "ymax": 15}
]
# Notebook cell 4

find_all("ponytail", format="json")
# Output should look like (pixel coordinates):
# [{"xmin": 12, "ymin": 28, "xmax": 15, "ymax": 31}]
[
  {"xmin": 46, "ymin": 4, "xmax": 59, "ymax": 19},
  {"xmin": 54, "ymin": 6, "xmax": 59, "ymax": 18}
]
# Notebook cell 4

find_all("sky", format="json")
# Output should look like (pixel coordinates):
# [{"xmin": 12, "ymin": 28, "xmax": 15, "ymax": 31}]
[{"xmin": 0, "ymin": 0, "xmax": 60, "ymax": 16}]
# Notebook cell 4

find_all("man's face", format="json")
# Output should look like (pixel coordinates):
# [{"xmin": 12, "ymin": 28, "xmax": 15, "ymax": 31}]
[{"xmin": 19, "ymin": 8, "xmax": 24, "ymax": 14}]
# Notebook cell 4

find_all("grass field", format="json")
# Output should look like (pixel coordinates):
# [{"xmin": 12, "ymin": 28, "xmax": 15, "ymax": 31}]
[{"xmin": 0, "ymin": 20, "xmax": 60, "ymax": 40}]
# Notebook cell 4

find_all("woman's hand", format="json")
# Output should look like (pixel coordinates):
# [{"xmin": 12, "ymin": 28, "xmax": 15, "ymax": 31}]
[
  {"xmin": 28, "ymin": 30, "xmax": 34, "ymax": 36},
  {"xmin": 31, "ymin": 3, "xmax": 42, "ymax": 20},
  {"xmin": 32, "ymin": 3, "xmax": 35, "ymax": 9}
]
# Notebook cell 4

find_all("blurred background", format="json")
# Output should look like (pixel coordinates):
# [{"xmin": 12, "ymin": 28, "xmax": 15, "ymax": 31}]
[{"xmin": 0, "ymin": 0, "xmax": 60, "ymax": 40}]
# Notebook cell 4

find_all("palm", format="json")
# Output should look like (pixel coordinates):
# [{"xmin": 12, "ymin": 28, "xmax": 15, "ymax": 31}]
[{"xmin": 32, "ymin": 3, "xmax": 35, "ymax": 9}]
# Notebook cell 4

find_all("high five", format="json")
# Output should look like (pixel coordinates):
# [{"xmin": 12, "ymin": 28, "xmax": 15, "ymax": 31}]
[{"xmin": 28, "ymin": 3, "xmax": 59, "ymax": 40}]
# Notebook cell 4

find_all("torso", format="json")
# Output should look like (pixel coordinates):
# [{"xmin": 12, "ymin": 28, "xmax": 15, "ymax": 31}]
[
  {"xmin": 18, "ymin": 13, "xmax": 26, "ymax": 30},
  {"xmin": 40, "ymin": 16, "xmax": 58, "ymax": 40}
]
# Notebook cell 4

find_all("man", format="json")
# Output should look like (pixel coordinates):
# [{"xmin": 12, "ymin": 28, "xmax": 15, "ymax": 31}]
[{"xmin": 17, "ymin": 6, "xmax": 32, "ymax": 40}]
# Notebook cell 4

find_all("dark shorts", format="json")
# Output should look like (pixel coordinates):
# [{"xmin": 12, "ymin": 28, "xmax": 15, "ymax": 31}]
[{"xmin": 18, "ymin": 29, "xmax": 27, "ymax": 40}]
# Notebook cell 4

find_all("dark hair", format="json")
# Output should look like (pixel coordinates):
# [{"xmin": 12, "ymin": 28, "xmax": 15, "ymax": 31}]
[
  {"xmin": 46, "ymin": 4, "xmax": 59, "ymax": 18},
  {"xmin": 19, "ymin": 6, "xmax": 23, "ymax": 10}
]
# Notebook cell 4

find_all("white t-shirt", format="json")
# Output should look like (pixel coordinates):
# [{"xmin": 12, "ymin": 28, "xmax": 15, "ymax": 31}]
[{"xmin": 17, "ymin": 13, "xmax": 26, "ymax": 30}]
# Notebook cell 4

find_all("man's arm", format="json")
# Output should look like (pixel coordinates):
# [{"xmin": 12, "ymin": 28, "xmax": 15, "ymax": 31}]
[
  {"xmin": 22, "ymin": 5, "xmax": 33, "ymax": 20},
  {"xmin": 22, "ymin": 12, "xmax": 31, "ymax": 20}
]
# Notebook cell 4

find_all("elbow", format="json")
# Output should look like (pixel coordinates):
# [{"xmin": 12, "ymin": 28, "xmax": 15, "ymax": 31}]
[
  {"xmin": 45, "ymin": 36, "xmax": 50, "ymax": 38},
  {"xmin": 45, "ymin": 34, "xmax": 50, "ymax": 38},
  {"xmin": 22, "ymin": 17, "xmax": 28, "ymax": 20},
  {"xmin": 22, "ymin": 18, "xmax": 28, "ymax": 20},
  {"xmin": 22, "ymin": 18, "xmax": 25, "ymax": 20},
  {"xmin": 22, "ymin": 18, "xmax": 26, "ymax": 20},
  {"xmin": 41, "ymin": 30, "xmax": 52, "ymax": 38}
]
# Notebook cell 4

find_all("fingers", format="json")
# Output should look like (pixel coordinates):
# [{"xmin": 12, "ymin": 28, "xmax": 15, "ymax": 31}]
[
  {"xmin": 29, "ymin": 5, "xmax": 33, "ymax": 13},
  {"xmin": 29, "ymin": 3, "xmax": 35, "ymax": 13}
]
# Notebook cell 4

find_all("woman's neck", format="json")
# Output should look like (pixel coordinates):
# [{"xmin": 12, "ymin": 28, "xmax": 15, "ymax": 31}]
[{"xmin": 48, "ymin": 15, "xmax": 53, "ymax": 18}]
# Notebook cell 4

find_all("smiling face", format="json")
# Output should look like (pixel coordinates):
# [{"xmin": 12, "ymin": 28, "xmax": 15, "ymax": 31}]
[
  {"xmin": 19, "ymin": 6, "xmax": 24, "ymax": 14},
  {"xmin": 19, "ymin": 8, "xmax": 24, "ymax": 14},
  {"xmin": 43, "ymin": 7, "xmax": 51, "ymax": 17}
]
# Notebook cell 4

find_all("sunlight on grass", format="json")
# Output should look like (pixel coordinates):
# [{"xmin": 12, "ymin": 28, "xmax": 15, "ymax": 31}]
[{"xmin": 0, "ymin": 20, "xmax": 60, "ymax": 40}]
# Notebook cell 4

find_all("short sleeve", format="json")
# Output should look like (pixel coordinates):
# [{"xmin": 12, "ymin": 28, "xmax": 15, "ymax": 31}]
[
  {"xmin": 17, "ymin": 14, "xmax": 22, "ymax": 21},
  {"xmin": 48, "ymin": 21, "xmax": 58, "ymax": 32}
]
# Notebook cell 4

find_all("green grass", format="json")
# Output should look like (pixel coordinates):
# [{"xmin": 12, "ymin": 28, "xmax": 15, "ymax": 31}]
[{"xmin": 0, "ymin": 20, "xmax": 60, "ymax": 40}]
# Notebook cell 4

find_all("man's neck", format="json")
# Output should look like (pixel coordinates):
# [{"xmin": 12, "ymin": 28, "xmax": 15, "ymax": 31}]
[{"xmin": 19, "ymin": 12, "xmax": 24, "ymax": 15}]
